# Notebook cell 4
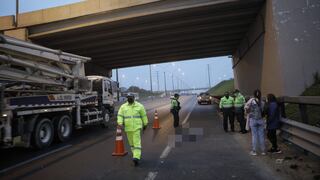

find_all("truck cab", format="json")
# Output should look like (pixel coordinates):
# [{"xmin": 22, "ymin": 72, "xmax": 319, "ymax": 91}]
[{"xmin": 87, "ymin": 76, "xmax": 118, "ymax": 115}]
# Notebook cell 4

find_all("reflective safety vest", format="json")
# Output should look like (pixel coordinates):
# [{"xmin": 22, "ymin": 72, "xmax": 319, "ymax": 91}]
[
  {"xmin": 234, "ymin": 93, "xmax": 246, "ymax": 108},
  {"xmin": 219, "ymin": 96, "xmax": 234, "ymax": 109},
  {"xmin": 117, "ymin": 101, "xmax": 148, "ymax": 132},
  {"xmin": 170, "ymin": 98, "xmax": 180, "ymax": 110}
]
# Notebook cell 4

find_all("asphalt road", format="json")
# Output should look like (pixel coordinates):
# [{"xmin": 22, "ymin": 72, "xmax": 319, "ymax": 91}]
[{"xmin": 0, "ymin": 96, "xmax": 282, "ymax": 180}]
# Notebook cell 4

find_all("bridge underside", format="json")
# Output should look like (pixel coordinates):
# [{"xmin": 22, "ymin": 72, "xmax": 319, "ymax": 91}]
[{"xmin": 29, "ymin": 0, "xmax": 264, "ymax": 69}]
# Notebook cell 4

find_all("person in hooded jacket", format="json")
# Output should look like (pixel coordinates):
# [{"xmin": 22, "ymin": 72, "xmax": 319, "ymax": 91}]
[{"xmin": 264, "ymin": 94, "xmax": 282, "ymax": 154}]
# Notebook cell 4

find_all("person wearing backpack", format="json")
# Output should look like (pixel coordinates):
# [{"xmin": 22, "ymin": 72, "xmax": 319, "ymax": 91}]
[
  {"xmin": 245, "ymin": 89, "xmax": 266, "ymax": 156},
  {"xmin": 265, "ymin": 94, "xmax": 282, "ymax": 154}
]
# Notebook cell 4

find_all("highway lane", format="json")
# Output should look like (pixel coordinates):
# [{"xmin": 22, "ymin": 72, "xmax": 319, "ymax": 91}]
[
  {"xmin": 0, "ymin": 96, "xmax": 283, "ymax": 180},
  {"xmin": 0, "ymin": 96, "xmax": 194, "ymax": 179}
]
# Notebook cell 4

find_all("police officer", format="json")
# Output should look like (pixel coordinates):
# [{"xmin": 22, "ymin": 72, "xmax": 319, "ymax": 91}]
[
  {"xmin": 219, "ymin": 92, "xmax": 235, "ymax": 132},
  {"xmin": 117, "ymin": 93, "xmax": 148, "ymax": 166},
  {"xmin": 234, "ymin": 89, "xmax": 247, "ymax": 134},
  {"xmin": 170, "ymin": 93, "xmax": 181, "ymax": 128}
]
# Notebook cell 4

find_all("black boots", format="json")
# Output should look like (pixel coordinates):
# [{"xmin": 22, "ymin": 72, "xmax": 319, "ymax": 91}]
[{"xmin": 133, "ymin": 158, "xmax": 140, "ymax": 166}]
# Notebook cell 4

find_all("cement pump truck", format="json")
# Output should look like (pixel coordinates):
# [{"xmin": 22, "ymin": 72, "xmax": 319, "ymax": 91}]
[{"xmin": 0, "ymin": 35, "xmax": 117, "ymax": 149}]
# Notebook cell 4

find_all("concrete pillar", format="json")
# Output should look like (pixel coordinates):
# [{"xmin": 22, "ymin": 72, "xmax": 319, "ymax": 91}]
[{"xmin": 233, "ymin": 0, "xmax": 320, "ymax": 96}]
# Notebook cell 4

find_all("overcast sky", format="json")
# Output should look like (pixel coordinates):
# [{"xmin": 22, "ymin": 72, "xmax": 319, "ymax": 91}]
[{"xmin": 0, "ymin": 0, "xmax": 234, "ymax": 90}]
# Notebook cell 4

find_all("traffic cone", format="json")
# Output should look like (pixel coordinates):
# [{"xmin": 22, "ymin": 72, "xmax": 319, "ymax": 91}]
[
  {"xmin": 152, "ymin": 110, "xmax": 161, "ymax": 129},
  {"xmin": 112, "ymin": 127, "xmax": 128, "ymax": 156}
]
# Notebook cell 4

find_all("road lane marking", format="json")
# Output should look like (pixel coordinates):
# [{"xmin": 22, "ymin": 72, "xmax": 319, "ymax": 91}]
[
  {"xmin": 145, "ymin": 171, "xmax": 158, "ymax": 180},
  {"xmin": 0, "ymin": 144, "xmax": 72, "ymax": 174},
  {"xmin": 146, "ymin": 97, "xmax": 195, "ymax": 180},
  {"xmin": 159, "ymin": 146, "xmax": 172, "ymax": 159},
  {"xmin": 182, "ymin": 100, "xmax": 196, "ymax": 125}
]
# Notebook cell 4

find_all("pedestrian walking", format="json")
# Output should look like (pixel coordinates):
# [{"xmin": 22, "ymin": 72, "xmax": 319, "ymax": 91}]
[
  {"xmin": 265, "ymin": 94, "xmax": 282, "ymax": 154},
  {"xmin": 219, "ymin": 92, "xmax": 235, "ymax": 132},
  {"xmin": 234, "ymin": 89, "xmax": 247, "ymax": 134},
  {"xmin": 117, "ymin": 93, "xmax": 148, "ymax": 166},
  {"xmin": 245, "ymin": 89, "xmax": 266, "ymax": 156}
]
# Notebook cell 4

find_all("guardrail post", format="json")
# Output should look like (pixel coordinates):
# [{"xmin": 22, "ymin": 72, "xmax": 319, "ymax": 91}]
[
  {"xmin": 278, "ymin": 98, "xmax": 286, "ymax": 118},
  {"xmin": 299, "ymin": 104, "xmax": 309, "ymax": 125}
]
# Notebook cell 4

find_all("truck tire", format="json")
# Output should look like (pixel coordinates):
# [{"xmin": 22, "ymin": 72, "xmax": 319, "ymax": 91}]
[
  {"xmin": 32, "ymin": 118, "xmax": 54, "ymax": 149},
  {"xmin": 54, "ymin": 115, "xmax": 72, "ymax": 142},
  {"xmin": 100, "ymin": 107, "xmax": 110, "ymax": 128}
]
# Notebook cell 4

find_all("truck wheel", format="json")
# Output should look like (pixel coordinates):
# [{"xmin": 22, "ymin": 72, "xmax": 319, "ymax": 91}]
[
  {"xmin": 32, "ymin": 118, "xmax": 54, "ymax": 149},
  {"xmin": 101, "ymin": 108, "xmax": 110, "ymax": 128},
  {"xmin": 54, "ymin": 115, "xmax": 72, "ymax": 142}
]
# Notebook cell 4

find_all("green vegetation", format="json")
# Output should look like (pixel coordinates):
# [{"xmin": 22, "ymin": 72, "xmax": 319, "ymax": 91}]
[
  {"xmin": 286, "ymin": 72, "xmax": 320, "ymax": 127},
  {"xmin": 207, "ymin": 79, "xmax": 234, "ymax": 96}
]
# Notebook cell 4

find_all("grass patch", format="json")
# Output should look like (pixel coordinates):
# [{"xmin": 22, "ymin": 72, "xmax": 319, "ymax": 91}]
[
  {"xmin": 207, "ymin": 79, "xmax": 234, "ymax": 96},
  {"xmin": 285, "ymin": 73, "xmax": 320, "ymax": 127}
]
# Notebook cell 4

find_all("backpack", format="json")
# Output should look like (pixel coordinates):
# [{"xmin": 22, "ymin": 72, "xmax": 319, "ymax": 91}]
[{"xmin": 249, "ymin": 99, "xmax": 262, "ymax": 119}]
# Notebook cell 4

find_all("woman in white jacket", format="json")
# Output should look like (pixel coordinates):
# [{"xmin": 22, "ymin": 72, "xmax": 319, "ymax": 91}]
[{"xmin": 245, "ymin": 89, "xmax": 266, "ymax": 156}]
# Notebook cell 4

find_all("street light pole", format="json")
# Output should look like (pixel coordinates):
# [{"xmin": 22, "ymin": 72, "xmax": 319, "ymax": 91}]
[
  {"xmin": 149, "ymin": 65, "xmax": 153, "ymax": 92},
  {"xmin": 207, "ymin": 64, "xmax": 211, "ymax": 88},
  {"xmin": 15, "ymin": 0, "xmax": 19, "ymax": 27},
  {"xmin": 116, "ymin": 69, "xmax": 119, "ymax": 101},
  {"xmin": 172, "ymin": 74, "xmax": 174, "ymax": 91},
  {"xmin": 164, "ymin": 72, "xmax": 167, "ymax": 95},
  {"xmin": 156, "ymin": 71, "xmax": 160, "ymax": 92}
]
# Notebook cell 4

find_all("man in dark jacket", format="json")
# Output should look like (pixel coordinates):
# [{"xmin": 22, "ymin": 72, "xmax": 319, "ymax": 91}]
[{"xmin": 265, "ymin": 94, "xmax": 282, "ymax": 154}]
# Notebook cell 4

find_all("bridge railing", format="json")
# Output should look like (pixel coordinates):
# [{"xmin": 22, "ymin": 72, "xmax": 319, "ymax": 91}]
[{"xmin": 278, "ymin": 96, "xmax": 320, "ymax": 156}]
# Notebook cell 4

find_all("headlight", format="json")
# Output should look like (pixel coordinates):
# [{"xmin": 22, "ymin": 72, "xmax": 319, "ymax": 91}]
[{"xmin": 2, "ymin": 114, "xmax": 7, "ymax": 117}]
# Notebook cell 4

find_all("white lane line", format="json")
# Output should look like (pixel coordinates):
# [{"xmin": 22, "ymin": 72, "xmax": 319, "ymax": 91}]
[
  {"xmin": 0, "ymin": 144, "xmax": 72, "ymax": 174},
  {"xmin": 182, "ymin": 100, "xmax": 196, "ymax": 125},
  {"xmin": 145, "ymin": 171, "xmax": 158, "ymax": 180},
  {"xmin": 145, "ymin": 97, "xmax": 195, "ymax": 180},
  {"xmin": 159, "ymin": 146, "xmax": 172, "ymax": 159}
]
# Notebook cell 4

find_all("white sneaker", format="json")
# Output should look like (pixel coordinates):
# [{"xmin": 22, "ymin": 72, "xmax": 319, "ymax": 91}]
[
  {"xmin": 250, "ymin": 151, "xmax": 257, "ymax": 156},
  {"xmin": 261, "ymin": 152, "xmax": 266, "ymax": 156}
]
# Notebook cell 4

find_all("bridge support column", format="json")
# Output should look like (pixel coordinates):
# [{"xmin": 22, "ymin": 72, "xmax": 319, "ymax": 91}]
[{"xmin": 232, "ymin": 0, "xmax": 320, "ymax": 96}]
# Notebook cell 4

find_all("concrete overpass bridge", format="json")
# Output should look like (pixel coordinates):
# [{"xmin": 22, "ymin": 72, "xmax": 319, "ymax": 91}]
[{"xmin": 1, "ymin": 0, "xmax": 319, "ymax": 96}]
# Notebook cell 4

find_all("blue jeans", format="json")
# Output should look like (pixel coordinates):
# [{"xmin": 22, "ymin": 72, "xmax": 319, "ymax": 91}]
[{"xmin": 249, "ymin": 118, "xmax": 265, "ymax": 152}]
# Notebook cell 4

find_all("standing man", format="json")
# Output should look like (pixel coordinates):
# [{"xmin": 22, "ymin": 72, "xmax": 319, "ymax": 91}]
[
  {"xmin": 117, "ymin": 93, "xmax": 148, "ymax": 166},
  {"xmin": 234, "ymin": 89, "xmax": 247, "ymax": 134},
  {"xmin": 219, "ymin": 92, "xmax": 235, "ymax": 132},
  {"xmin": 170, "ymin": 93, "xmax": 181, "ymax": 128}
]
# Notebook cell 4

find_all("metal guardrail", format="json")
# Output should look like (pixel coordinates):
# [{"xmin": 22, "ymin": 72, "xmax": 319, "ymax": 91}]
[
  {"xmin": 278, "ymin": 96, "xmax": 320, "ymax": 156},
  {"xmin": 280, "ymin": 118, "xmax": 320, "ymax": 156}
]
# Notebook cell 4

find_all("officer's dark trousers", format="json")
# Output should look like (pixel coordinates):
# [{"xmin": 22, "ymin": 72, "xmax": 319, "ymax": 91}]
[
  {"xmin": 235, "ymin": 108, "xmax": 246, "ymax": 132},
  {"xmin": 223, "ymin": 108, "xmax": 234, "ymax": 132},
  {"xmin": 171, "ymin": 110, "xmax": 180, "ymax": 128}
]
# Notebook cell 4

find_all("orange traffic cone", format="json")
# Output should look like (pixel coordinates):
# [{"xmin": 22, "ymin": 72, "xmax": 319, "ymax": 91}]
[
  {"xmin": 152, "ymin": 110, "xmax": 161, "ymax": 129},
  {"xmin": 112, "ymin": 127, "xmax": 128, "ymax": 156}
]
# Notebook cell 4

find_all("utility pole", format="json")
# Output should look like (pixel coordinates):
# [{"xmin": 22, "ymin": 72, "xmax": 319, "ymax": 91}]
[
  {"xmin": 171, "ymin": 74, "xmax": 175, "ymax": 91},
  {"xmin": 149, "ymin": 65, "xmax": 153, "ymax": 92},
  {"xmin": 177, "ymin": 77, "xmax": 179, "ymax": 91},
  {"xmin": 164, "ymin": 72, "xmax": 167, "ymax": 95},
  {"xmin": 156, "ymin": 71, "xmax": 160, "ymax": 92},
  {"xmin": 116, "ymin": 69, "xmax": 119, "ymax": 101},
  {"xmin": 207, "ymin": 64, "xmax": 211, "ymax": 88},
  {"xmin": 15, "ymin": 0, "xmax": 19, "ymax": 27}
]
